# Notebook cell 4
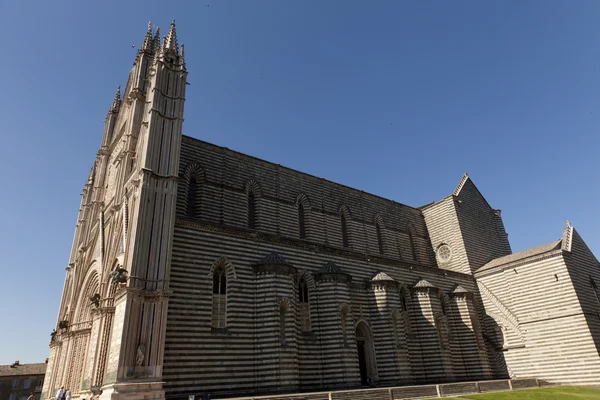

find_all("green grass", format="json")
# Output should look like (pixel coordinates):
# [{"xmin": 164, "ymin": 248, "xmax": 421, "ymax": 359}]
[{"xmin": 427, "ymin": 386, "xmax": 600, "ymax": 399}]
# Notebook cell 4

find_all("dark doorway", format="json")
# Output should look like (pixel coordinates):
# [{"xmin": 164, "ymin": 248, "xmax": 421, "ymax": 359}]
[{"xmin": 357, "ymin": 339, "xmax": 368, "ymax": 385}]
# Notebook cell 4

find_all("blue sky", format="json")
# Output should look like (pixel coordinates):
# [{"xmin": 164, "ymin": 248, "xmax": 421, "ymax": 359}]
[{"xmin": 0, "ymin": 0, "xmax": 598, "ymax": 364}]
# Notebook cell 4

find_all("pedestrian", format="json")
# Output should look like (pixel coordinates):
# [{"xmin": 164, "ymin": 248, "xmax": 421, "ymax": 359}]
[
  {"xmin": 65, "ymin": 389, "xmax": 71, "ymax": 400},
  {"xmin": 56, "ymin": 386, "xmax": 64, "ymax": 400}
]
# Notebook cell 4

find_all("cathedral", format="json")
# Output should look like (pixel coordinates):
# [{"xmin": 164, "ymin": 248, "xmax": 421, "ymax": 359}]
[{"xmin": 42, "ymin": 22, "xmax": 600, "ymax": 400}]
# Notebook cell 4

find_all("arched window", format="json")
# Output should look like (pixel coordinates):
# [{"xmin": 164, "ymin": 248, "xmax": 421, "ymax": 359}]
[
  {"xmin": 298, "ymin": 203, "xmax": 306, "ymax": 239},
  {"xmin": 187, "ymin": 175, "xmax": 197, "ymax": 218},
  {"xmin": 341, "ymin": 214, "xmax": 349, "ymax": 247},
  {"xmin": 408, "ymin": 230, "xmax": 417, "ymax": 261},
  {"xmin": 376, "ymin": 222, "xmax": 384, "ymax": 255},
  {"xmin": 298, "ymin": 278, "xmax": 311, "ymax": 332},
  {"xmin": 212, "ymin": 268, "xmax": 227, "ymax": 329},
  {"xmin": 248, "ymin": 191, "xmax": 256, "ymax": 229}
]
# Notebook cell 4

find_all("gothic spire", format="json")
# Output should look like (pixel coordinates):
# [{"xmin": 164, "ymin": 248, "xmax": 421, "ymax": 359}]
[
  {"xmin": 110, "ymin": 85, "xmax": 121, "ymax": 113},
  {"xmin": 142, "ymin": 21, "xmax": 153, "ymax": 51},
  {"xmin": 163, "ymin": 20, "xmax": 178, "ymax": 55},
  {"xmin": 153, "ymin": 26, "xmax": 161, "ymax": 53}
]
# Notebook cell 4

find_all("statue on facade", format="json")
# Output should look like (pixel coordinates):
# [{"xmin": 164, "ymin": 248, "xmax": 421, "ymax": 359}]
[
  {"xmin": 136, "ymin": 344, "xmax": 146, "ymax": 366},
  {"xmin": 109, "ymin": 266, "xmax": 128, "ymax": 285}
]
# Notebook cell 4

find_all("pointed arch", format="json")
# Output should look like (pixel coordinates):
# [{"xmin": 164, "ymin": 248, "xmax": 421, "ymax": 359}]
[
  {"xmin": 245, "ymin": 180, "xmax": 261, "ymax": 230},
  {"xmin": 210, "ymin": 257, "xmax": 234, "ymax": 330},
  {"xmin": 297, "ymin": 273, "xmax": 312, "ymax": 332},
  {"xmin": 74, "ymin": 268, "xmax": 101, "ymax": 324},
  {"xmin": 355, "ymin": 320, "xmax": 378, "ymax": 384},
  {"xmin": 244, "ymin": 179, "xmax": 261, "ymax": 196},
  {"xmin": 183, "ymin": 163, "xmax": 205, "ymax": 218},
  {"xmin": 296, "ymin": 193, "xmax": 311, "ymax": 240},
  {"xmin": 295, "ymin": 192, "xmax": 312, "ymax": 209},
  {"xmin": 207, "ymin": 256, "xmax": 237, "ymax": 281}
]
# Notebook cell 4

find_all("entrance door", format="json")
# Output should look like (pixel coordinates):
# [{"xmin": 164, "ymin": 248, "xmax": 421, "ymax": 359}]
[{"xmin": 357, "ymin": 339, "xmax": 368, "ymax": 385}]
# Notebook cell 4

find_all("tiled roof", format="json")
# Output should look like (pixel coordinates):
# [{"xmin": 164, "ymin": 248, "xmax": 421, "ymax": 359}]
[
  {"xmin": 372, "ymin": 272, "xmax": 395, "ymax": 282},
  {"xmin": 317, "ymin": 261, "xmax": 346, "ymax": 274},
  {"xmin": 0, "ymin": 363, "xmax": 46, "ymax": 377},
  {"xmin": 413, "ymin": 278, "xmax": 435, "ymax": 288},
  {"xmin": 477, "ymin": 240, "xmax": 562, "ymax": 273},
  {"xmin": 254, "ymin": 252, "xmax": 290, "ymax": 266}
]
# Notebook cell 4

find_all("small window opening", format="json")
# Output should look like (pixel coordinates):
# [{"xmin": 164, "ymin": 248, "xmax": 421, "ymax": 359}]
[
  {"xmin": 376, "ymin": 223, "xmax": 384, "ymax": 254},
  {"xmin": 248, "ymin": 191, "xmax": 256, "ymax": 229},
  {"xmin": 341, "ymin": 214, "xmax": 349, "ymax": 247},
  {"xmin": 187, "ymin": 175, "xmax": 197, "ymax": 217},
  {"xmin": 299, "ymin": 203, "xmax": 306, "ymax": 239}
]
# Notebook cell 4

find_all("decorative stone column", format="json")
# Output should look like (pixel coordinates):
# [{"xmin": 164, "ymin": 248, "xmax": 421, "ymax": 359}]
[
  {"xmin": 448, "ymin": 285, "xmax": 491, "ymax": 380},
  {"xmin": 370, "ymin": 272, "xmax": 411, "ymax": 385},
  {"xmin": 409, "ymin": 279, "xmax": 454, "ymax": 383},
  {"xmin": 253, "ymin": 252, "xmax": 300, "ymax": 394},
  {"xmin": 313, "ymin": 261, "xmax": 356, "ymax": 389}
]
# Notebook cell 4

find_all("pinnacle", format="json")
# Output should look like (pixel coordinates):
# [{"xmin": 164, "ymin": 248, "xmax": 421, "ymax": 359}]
[
  {"xmin": 142, "ymin": 21, "xmax": 153, "ymax": 51},
  {"xmin": 153, "ymin": 26, "xmax": 161, "ymax": 52},
  {"xmin": 163, "ymin": 19, "xmax": 178, "ymax": 54},
  {"xmin": 110, "ymin": 85, "xmax": 121, "ymax": 113}
]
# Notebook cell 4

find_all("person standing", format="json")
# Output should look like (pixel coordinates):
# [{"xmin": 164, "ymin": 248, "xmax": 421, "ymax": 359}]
[
  {"xmin": 55, "ymin": 386, "xmax": 64, "ymax": 400},
  {"xmin": 65, "ymin": 389, "xmax": 71, "ymax": 400}
]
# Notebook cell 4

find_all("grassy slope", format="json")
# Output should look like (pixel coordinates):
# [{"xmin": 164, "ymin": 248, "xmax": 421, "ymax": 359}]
[{"xmin": 428, "ymin": 386, "xmax": 600, "ymax": 399}]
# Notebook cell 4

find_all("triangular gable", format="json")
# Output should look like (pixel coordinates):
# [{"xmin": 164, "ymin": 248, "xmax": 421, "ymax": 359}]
[
  {"xmin": 452, "ymin": 173, "xmax": 495, "ymax": 212},
  {"xmin": 561, "ymin": 220, "xmax": 574, "ymax": 253},
  {"xmin": 453, "ymin": 172, "xmax": 470, "ymax": 196}
]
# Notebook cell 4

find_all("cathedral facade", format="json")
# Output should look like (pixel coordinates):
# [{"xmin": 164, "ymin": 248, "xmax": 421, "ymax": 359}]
[{"xmin": 42, "ymin": 22, "xmax": 600, "ymax": 400}]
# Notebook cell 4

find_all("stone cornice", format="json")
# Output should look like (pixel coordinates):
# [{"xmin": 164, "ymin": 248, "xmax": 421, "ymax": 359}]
[
  {"xmin": 474, "ymin": 250, "xmax": 563, "ymax": 278},
  {"xmin": 141, "ymin": 168, "xmax": 179, "ymax": 182}
]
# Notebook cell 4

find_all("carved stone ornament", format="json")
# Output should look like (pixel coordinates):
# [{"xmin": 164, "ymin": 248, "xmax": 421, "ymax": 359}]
[
  {"xmin": 136, "ymin": 343, "xmax": 146, "ymax": 366},
  {"xmin": 109, "ymin": 267, "xmax": 129, "ymax": 285},
  {"xmin": 89, "ymin": 293, "xmax": 101, "ymax": 308}
]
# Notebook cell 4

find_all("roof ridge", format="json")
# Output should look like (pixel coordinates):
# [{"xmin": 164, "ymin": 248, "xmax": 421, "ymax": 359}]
[{"xmin": 453, "ymin": 172, "xmax": 469, "ymax": 196}]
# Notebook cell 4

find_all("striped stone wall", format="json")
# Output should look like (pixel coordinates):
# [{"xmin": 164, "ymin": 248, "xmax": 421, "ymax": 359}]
[
  {"xmin": 422, "ymin": 196, "xmax": 470, "ymax": 274},
  {"xmin": 453, "ymin": 178, "xmax": 511, "ymax": 272},
  {"xmin": 176, "ymin": 136, "xmax": 435, "ymax": 266},
  {"xmin": 475, "ymin": 230, "xmax": 600, "ymax": 385},
  {"xmin": 163, "ymin": 220, "xmax": 490, "ymax": 398}
]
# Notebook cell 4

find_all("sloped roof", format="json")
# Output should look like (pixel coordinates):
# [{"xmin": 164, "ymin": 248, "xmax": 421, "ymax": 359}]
[
  {"xmin": 0, "ymin": 363, "xmax": 46, "ymax": 377},
  {"xmin": 372, "ymin": 272, "xmax": 395, "ymax": 282},
  {"xmin": 254, "ymin": 252, "xmax": 290, "ymax": 266},
  {"xmin": 453, "ymin": 172, "xmax": 470, "ymax": 196},
  {"xmin": 452, "ymin": 285, "xmax": 470, "ymax": 294},
  {"xmin": 477, "ymin": 240, "xmax": 562, "ymax": 273},
  {"xmin": 413, "ymin": 278, "xmax": 435, "ymax": 288},
  {"xmin": 317, "ymin": 261, "xmax": 346, "ymax": 274}
]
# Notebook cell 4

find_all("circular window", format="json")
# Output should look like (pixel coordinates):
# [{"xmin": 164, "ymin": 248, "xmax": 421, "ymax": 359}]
[{"xmin": 437, "ymin": 244, "xmax": 452, "ymax": 263}]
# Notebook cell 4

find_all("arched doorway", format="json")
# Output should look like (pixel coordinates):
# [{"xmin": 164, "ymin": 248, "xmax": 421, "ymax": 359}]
[{"xmin": 355, "ymin": 321, "xmax": 377, "ymax": 385}]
